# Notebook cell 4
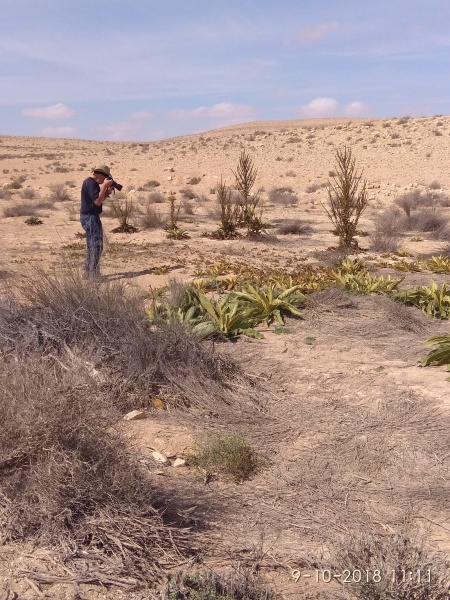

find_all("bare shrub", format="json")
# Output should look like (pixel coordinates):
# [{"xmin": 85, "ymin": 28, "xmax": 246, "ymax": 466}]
[
  {"xmin": 211, "ymin": 178, "xmax": 241, "ymax": 239},
  {"xmin": 145, "ymin": 190, "xmax": 166, "ymax": 204},
  {"xmin": 268, "ymin": 187, "xmax": 298, "ymax": 206},
  {"xmin": 394, "ymin": 190, "xmax": 421, "ymax": 216},
  {"xmin": 370, "ymin": 230, "xmax": 401, "ymax": 252},
  {"xmin": 0, "ymin": 189, "xmax": 12, "ymax": 200},
  {"xmin": 306, "ymin": 182, "xmax": 326, "ymax": 193},
  {"xmin": 407, "ymin": 209, "xmax": 448, "ymax": 232},
  {"xmin": 2, "ymin": 269, "xmax": 241, "ymax": 413},
  {"xmin": 275, "ymin": 219, "xmax": 314, "ymax": 235},
  {"xmin": 180, "ymin": 187, "xmax": 197, "ymax": 200},
  {"xmin": 18, "ymin": 187, "xmax": 37, "ymax": 199},
  {"xmin": 181, "ymin": 197, "xmax": 194, "ymax": 215},
  {"xmin": 325, "ymin": 532, "xmax": 450, "ymax": 600},
  {"xmin": 48, "ymin": 183, "xmax": 72, "ymax": 202},
  {"xmin": 166, "ymin": 567, "xmax": 275, "ymax": 600},
  {"xmin": 373, "ymin": 207, "xmax": 404, "ymax": 235},
  {"xmin": 429, "ymin": 180, "xmax": 442, "ymax": 189},
  {"xmin": 0, "ymin": 354, "xmax": 186, "ymax": 587},
  {"xmin": 3, "ymin": 203, "xmax": 40, "ymax": 218},
  {"xmin": 140, "ymin": 205, "xmax": 167, "ymax": 229}
]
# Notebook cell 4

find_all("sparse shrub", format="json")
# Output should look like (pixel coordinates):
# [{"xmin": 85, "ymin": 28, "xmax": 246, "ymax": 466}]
[
  {"xmin": 394, "ymin": 190, "xmax": 421, "ymax": 216},
  {"xmin": 145, "ymin": 190, "xmax": 166, "ymax": 204},
  {"xmin": 324, "ymin": 146, "xmax": 368, "ymax": 247},
  {"xmin": 140, "ymin": 205, "xmax": 167, "ymax": 229},
  {"xmin": 138, "ymin": 180, "xmax": 160, "ymax": 190},
  {"xmin": 268, "ymin": 187, "xmax": 298, "ymax": 206},
  {"xmin": 407, "ymin": 209, "xmax": 448, "ymax": 232},
  {"xmin": 276, "ymin": 219, "xmax": 314, "ymax": 235},
  {"xmin": 3, "ymin": 203, "xmax": 39, "ymax": 218},
  {"xmin": 327, "ymin": 533, "xmax": 450, "ymax": 600},
  {"xmin": 429, "ymin": 180, "xmax": 442, "ymax": 189},
  {"xmin": 5, "ymin": 179, "xmax": 23, "ymax": 190},
  {"xmin": 180, "ymin": 187, "xmax": 197, "ymax": 200},
  {"xmin": 306, "ymin": 182, "xmax": 326, "ymax": 193},
  {"xmin": 187, "ymin": 176, "xmax": 201, "ymax": 185},
  {"xmin": 19, "ymin": 187, "xmax": 37, "ymax": 200},
  {"xmin": 48, "ymin": 183, "xmax": 72, "ymax": 202},
  {"xmin": 110, "ymin": 198, "xmax": 138, "ymax": 233},
  {"xmin": 187, "ymin": 434, "xmax": 262, "ymax": 482},
  {"xmin": 166, "ymin": 567, "xmax": 275, "ymax": 600},
  {"xmin": 181, "ymin": 197, "xmax": 194, "ymax": 215},
  {"xmin": 0, "ymin": 189, "xmax": 12, "ymax": 200}
]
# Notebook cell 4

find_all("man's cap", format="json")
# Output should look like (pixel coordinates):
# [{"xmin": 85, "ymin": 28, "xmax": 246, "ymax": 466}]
[{"xmin": 92, "ymin": 165, "xmax": 111, "ymax": 177}]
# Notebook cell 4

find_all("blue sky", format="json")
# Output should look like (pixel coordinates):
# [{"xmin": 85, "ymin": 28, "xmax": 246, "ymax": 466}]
[{"xmin": 1, "ymin": 0, "xmax": 450, "ymax": 141}]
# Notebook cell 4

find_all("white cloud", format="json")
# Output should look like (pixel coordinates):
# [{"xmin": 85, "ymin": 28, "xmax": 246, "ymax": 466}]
[
  {"xmin": 293, "ymin": 22, "xmax": 343, "ymax": 45},
  {"xmin": 40, "ymin": 126, "xmax": 77, "ymax": 137},
  {"xmin": 344, "ymin": 101, "xmax": 370, "ymax": 117},
  {"xmin": 129, "ymin": 111, "xmax": 155, "ymax": 120},
  {"xmin": 168, "ymin": 102, "xmax": 256, "ymax": 120},
  {"xmin": 22, "ymin": 102, "xmax": 75, "ymax": 119},
  {"xmin": 92, "ymin": 120, "xmax": 142, "ymax": 141},
  {"xmin": 298, "ymin": 97, "xmax": 339, "ymax": 118}
]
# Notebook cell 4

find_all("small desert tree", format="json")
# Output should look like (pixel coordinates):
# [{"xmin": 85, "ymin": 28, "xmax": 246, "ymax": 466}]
[{"xmin": 324, "ymin": 146, "xmax": 368, "ymax": 247}]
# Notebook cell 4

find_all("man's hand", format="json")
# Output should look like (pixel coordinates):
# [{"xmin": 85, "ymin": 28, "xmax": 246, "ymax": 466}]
[{"xmin": 94, "ymin": 179, "xmax": 114, "ymax": 206}]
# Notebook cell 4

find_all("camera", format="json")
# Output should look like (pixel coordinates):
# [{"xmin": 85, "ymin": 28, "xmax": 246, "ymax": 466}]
[{"xmin": 106, "ymin": 177, "xmax": 123, "ymax": 192}]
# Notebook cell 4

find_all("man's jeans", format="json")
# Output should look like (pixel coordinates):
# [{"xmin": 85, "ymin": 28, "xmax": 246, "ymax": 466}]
[{"xmin": 80, "ymin": 214, "xmax": 103, "ymax": 277}]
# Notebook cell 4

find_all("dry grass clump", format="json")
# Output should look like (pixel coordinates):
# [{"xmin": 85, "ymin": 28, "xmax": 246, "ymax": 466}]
[
  {"xmin": 0, "ymin": 355, "xmax": 187, "ymax": 588},
  {"xmin": 0, "ymin": 269, "xmax": 242, "ymax": 414},
  {"xmin": 275, "ymin": 219, "xmax": 314, "ymax": 235},
  {"xmin": 145, "ymin": 190, "xmax": 166, "ymax": 204},
  {"xmin": 325, "ymin": 532, "xmax": 450, "ymax": 600},
  {"xmin": 370, "ymin": 230, "xmax": 401, "ymax": 252}
]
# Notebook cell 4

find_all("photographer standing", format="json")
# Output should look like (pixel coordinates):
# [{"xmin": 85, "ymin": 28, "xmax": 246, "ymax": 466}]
[{"xmin": 80, "ymin": 165, "xmax": 114, "ymax": 278}]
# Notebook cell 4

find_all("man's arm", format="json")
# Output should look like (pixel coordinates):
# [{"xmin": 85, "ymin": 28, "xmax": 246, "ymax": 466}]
[{"xmin": 93, "ymin": 179, "xmax": 113, "ymax": 206}]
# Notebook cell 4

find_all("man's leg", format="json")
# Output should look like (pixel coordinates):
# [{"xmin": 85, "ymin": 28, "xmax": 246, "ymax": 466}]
[{"xmin": 91, "ymin": 215, "xmax": 103, "ymax": 276}]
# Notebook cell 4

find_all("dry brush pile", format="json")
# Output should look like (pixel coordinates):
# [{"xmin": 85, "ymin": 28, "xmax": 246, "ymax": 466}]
[{"xmin": 0, "ymin": 269, "xmax": 259, "ymax": 590}]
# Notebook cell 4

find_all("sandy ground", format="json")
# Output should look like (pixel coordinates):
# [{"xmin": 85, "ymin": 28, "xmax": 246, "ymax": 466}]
[{"xmin": 1, "ymin": 116, "xmax": 450, "ymax": 599}]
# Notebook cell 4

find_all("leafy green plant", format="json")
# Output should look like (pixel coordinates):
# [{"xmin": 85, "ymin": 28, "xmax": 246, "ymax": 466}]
[
  {"xmin": 233, "ymin": 284, "xmax": 305, "ymax": 327},
  {"xmin": 427, "ymin": 255, "xmax": 450, "ymax": 273},
  {"xmin": 153, "ymin": 265, "xmax": 171, "ymax": 275},
  {"xmin": 196, "ymin": 292, "xmax": 263, "ymax": 338},
  {"xmin": 323, "ymin": 146, "xmax": 369, "ymax": 247},
  {"xmin": 187, "ymin": 433, "xmax": 262, "ymax": 482},
  {"xmin": 393, "ymin": 280, "xmax": 450, "ymax": 318},
  {"xmin": 334, "ymin": 257, "xmax": 367, "ymax": 275},
  {"xmin": 334, "ymin": 272, "xmax": 404, "ymax": 294},
  {"xmin": 421, "ymin": 334, "xmax": 450, "ymax": 368},
  {"xmin": 25, "ymin": 216, "xmax": 43, "ymax": 225},
  {"xmin": 166, "ymin": 227, "xmax": 189, "ymax": 240}
]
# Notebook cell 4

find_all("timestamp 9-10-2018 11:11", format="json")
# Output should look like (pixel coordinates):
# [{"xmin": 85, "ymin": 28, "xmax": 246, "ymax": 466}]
[{"xmin": 292, "ymin": 568, "xmax": 433, "ymax": 584}]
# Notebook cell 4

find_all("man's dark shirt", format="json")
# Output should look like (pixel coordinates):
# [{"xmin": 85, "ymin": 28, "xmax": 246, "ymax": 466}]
[{"xmin": 81, "ymin": 177, "xmax": 102, "ymax": 215}]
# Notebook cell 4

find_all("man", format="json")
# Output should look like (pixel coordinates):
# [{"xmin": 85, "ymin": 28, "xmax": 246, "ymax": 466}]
[{"xmin": 80, "ymin": 165, "xmax": 114, "ymax": 278}]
